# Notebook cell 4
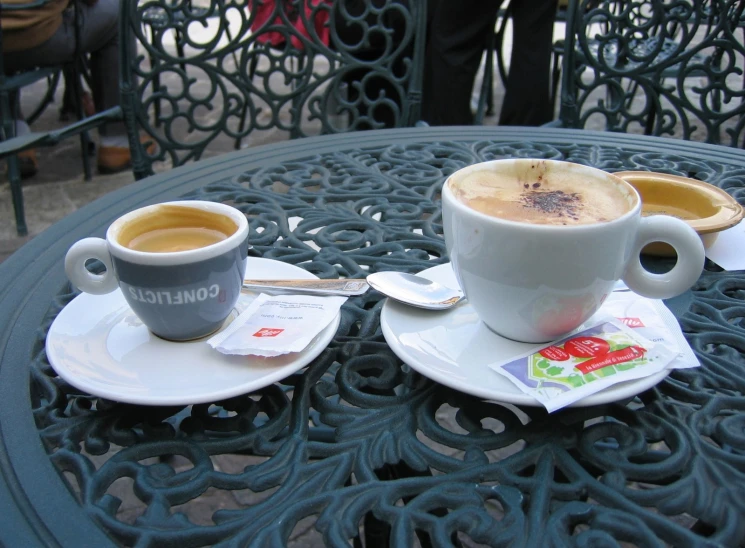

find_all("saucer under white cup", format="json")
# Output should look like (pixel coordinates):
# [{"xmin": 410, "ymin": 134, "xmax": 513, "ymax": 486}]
[{"xmin": 46, "ymin": 258, "xmax": 340, "ymax": 405}]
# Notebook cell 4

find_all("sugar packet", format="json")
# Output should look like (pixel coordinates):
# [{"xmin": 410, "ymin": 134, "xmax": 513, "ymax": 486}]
[
  {"xmin": 208, "ymin": 294, "xmax": 346, "ymax": 357},
  {"xmin": 490, "ymin": 318, "xmax": 678, "ymax": 412},
  {"xmin": 594, "ymin": 291, "xmax": 699, "ymax": 368}
]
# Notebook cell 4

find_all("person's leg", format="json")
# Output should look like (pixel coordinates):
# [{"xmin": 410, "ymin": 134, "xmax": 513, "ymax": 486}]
[
  {"xmin": 498, "ymin": 0, "xmax": 558, "ymax": 126},
  {"xmin": 2, "ymin": 27, "xmax": 74, "ymax": 73},
  {"xmin": 6, "ymin": 0, "xmax": 139, "ymax": 172},
  {"xmin": 1, "ymin": 71, "xmax": 43, "ymax": 179},
  {"xmin": 60, "ymin": 65, "xmax": 95, "ymax": 120},
  {"xmin": 76, "ymin": 0, "xmax": 123, "ymax": 137},
  {"xmin": 5, "ymin": 0, "xmax": 122, "ymax": 136},
  {"xmin": 12, "ymin": 109, "xmax": 38, "ymax": 178},
  {"xmin": 422, "ymin": 0, "xmax": 501, "ymax": 126}
]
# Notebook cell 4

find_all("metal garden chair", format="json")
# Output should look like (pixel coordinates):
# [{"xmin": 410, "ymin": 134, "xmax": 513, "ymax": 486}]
[
  {"xmin": 120, "ymin": 0, "xmax": 428, "ymax": 180},
  {"xmin": 553, "ymin": 0, "xmax": 745, "ymax": 147},
  {"xmin": 2, "ymin": 0, "xmax": 427, "ymax": 234}
]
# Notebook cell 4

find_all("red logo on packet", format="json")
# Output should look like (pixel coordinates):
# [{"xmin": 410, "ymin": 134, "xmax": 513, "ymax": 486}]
[
  {"xmin": 618, "ymin": 317, "xmax": 645, "ymax": 328},
  {"xmin": 564, "ymin": 336, "xmax": 610, "ymax": 358},
  {"xmin": 253, "ymin": 328, "xmax": 284, "ymax": 338}
]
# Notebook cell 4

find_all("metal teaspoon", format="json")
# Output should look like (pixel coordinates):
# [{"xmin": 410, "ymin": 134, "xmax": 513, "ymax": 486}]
[
  {"xmin": 366, "ymin": 271, "xmax": 465, "ymax": 310},
  {"xmin": 242, "ymin": 272, "xmax": 465, "ymax": 310}
]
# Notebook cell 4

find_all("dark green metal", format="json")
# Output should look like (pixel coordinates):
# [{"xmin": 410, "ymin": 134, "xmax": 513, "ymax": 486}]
[
  {"xmin": 0, "ymin": 107, "xmax": 123, "ymax": 158},
  {"xmin": 557, "ymin": 0, "xmax": 745, "ymax": 147},
  {"xmin": 1, "ymin": 127, "xmax": 744, "ymax": 546},
  {"xmin": 120, "ymin": 0, "xmax": 428, "ymax": 180}
]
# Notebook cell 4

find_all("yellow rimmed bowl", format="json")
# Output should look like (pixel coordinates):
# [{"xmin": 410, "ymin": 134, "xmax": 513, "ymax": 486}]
[{"xmin": 615, "ymin": 171, "xmax": 744, "ymax": 257}]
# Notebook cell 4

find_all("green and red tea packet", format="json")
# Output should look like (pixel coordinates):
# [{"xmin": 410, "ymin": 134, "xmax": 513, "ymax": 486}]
[{"xmin": 490, "ymin": 292, "xmax": 699, "ymax": 412}]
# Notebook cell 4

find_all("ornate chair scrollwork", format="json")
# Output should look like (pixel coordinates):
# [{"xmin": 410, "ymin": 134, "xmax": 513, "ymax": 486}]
[
  {"xmin": 554, "ymin": 0, "xmax": 745, "ymax": 147},
  {"xmin": 121, "ymin": 0, "xmax": 428, "ymax": 180}
]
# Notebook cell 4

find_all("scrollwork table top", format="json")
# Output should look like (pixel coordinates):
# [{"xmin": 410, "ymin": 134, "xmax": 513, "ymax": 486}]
[{"xmin": 1, "ymin": 127, "xmax": 744, "ymax": 547}]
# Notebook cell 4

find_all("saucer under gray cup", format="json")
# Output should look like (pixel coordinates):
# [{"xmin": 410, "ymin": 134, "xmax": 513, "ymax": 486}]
[
  {"xmin": 65, "ymin": 201, "xmax": 249, "ymax": 341},
  {"xmin": 442, "ymin": 159, "xmax": 706, "ymax": 343}
]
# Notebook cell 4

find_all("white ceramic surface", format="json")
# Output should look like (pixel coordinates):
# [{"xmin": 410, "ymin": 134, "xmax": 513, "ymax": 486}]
[
  {"xmin": 442, "ymin": 159, "xmax": 705, "ymax": 343},
  {"xmin": 46, "ymin": 258, "xmax": 340, "ymax": 405},
  {"xmin": 380, "ymin": 263, "xmax": 671, "ymax": 408}
]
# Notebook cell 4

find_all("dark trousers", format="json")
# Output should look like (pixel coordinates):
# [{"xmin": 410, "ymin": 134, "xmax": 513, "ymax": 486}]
[
  {"xmin": 3, "ymin": 0, "xmax": 124, "ymax": 136},
  {"xmin": 422, "ymin": 0, "xmax": 558, "ymax": 127}
]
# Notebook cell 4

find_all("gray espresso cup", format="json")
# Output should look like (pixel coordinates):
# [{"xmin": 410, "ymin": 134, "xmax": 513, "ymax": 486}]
[{"xmin": 65, "ymin": 201, "xmax": 249, "ymax": 341}]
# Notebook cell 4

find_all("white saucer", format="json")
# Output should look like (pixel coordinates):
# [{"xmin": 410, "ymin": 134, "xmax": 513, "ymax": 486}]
[
  {"xmin": 380, "ymin": 263, "xmax": 670, "ymax": 408},
  {"xmin": 46, "ymin": 258, "xmax": 340, "ymax": 405}
]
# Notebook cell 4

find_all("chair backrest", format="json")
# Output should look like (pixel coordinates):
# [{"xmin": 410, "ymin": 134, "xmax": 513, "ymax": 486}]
[
  {"xmin": 557, "ymin": 0, "xmax": 745, "ymax": 147},
  {"xmin": 120, "ymin": 0, "xmax": 427, "ymax": 179}
]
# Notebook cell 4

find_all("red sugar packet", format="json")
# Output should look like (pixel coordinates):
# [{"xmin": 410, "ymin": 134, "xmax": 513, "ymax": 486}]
[{"xmin": 489, "ymin": 318, "xmax": 677, "ymax": 412}]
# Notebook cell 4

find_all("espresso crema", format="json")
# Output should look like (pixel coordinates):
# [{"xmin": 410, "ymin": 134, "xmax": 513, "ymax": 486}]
[
  {"xmin": 449, "ymin": 162, "xmax": 636, "ymax": 225},
  {"xmin": 118, "ymin": 205, "xmax": 238, "ymax": 252}
]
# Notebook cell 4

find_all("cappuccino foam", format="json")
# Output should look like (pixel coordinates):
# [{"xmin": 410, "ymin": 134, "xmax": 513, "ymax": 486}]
[{"xmin": 450, "ymin": 163, "xmax": 635, "ymax": 225}]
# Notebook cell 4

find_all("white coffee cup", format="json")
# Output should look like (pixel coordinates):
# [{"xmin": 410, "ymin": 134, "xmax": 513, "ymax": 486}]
[{"xmin": 441, "ymin": 159, "xmax": 705, "ymax": 343}]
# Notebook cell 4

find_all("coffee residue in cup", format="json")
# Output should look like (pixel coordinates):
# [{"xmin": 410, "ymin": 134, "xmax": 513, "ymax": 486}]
[{"xmin": 520, "ymin": 189, "xmax": 581, "ymax": 221}]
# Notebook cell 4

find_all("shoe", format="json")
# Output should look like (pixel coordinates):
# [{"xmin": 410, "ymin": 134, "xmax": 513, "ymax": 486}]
[
  {"xmin": 97, "ymin": 144, "xmax": 132, "ymax": 174},
  {"xmin": 18, "ymin": 149, "xmax": 38, "ymax": 179},
  {"xmin": 97, "ymin": 137, "xmax": 156, "ymax": 174}
]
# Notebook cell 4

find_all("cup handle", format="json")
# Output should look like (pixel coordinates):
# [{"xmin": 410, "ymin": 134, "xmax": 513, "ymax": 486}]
[
  {"xmin": 64, "ymin": 238, "xmax": 119, "ymax": 295},
  {"xmin": 622, "ymin": 215, "xmax": 705, "ymax": 299}
]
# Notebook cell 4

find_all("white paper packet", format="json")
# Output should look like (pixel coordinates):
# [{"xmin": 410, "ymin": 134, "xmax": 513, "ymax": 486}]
[
  {"xmin": 490, "ymin": 317, "xmax": 678, "ymax": 412},
  {"xmin": 590, "ymin": 291, "xmax": 699, "ymax": 369},
  {"xmin": 208, "ymin": 294, "xmax": 346, "ymax": 357}
]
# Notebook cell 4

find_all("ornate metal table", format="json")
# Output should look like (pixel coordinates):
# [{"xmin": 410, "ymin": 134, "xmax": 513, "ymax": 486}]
[{"xmin": 1, "ymin": 127, "xmax": 744, "ymax": 547}]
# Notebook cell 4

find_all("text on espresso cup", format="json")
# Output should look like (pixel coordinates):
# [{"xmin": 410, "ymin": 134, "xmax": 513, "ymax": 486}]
[{"xmin": 127, "ymin": 284, "xmax": 226, "ymax": 305}]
